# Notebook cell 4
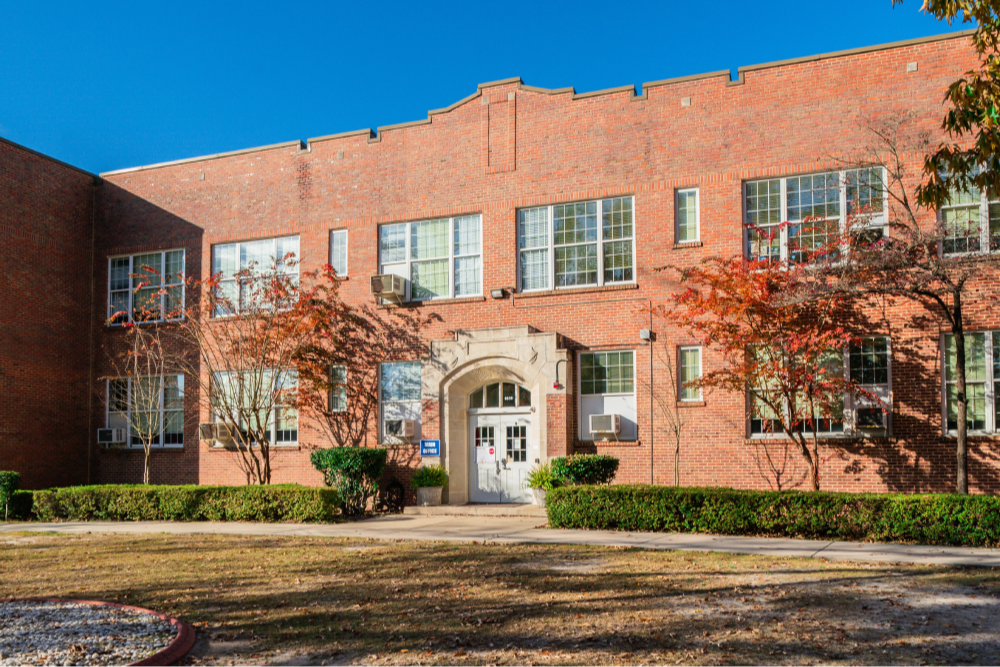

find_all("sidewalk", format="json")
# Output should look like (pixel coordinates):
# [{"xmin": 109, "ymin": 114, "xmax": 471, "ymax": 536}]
[{"xmin": 4, "ymin": 515, "xmax": 1000, "ymax": 567}]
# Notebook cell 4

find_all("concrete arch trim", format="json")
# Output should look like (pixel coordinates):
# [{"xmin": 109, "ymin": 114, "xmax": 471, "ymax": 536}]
[{"xmin": 438, "ymin": 356, "xmax": 549, "ymax": 506}]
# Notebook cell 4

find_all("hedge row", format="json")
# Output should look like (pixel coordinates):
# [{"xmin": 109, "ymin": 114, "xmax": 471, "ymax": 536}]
[
  {"xmin": 21, "ymin": 484, "xmax": 339, "ymax": 523},
  {"xmin": 546, "ymin": 485, "xmax": 1000, "ymax": 548}
]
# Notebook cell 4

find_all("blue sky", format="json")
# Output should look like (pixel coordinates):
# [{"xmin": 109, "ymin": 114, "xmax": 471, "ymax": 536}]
[{"xmin": 0, "ymin": 1, "xmax": 967, "ymax": 174}]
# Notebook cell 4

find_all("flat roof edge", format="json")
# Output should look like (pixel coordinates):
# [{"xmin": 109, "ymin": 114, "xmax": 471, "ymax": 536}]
[
  {"xmin": 738, "ymin": 28, "xmax": 975, "ymax": 76},
  {"xmin": 0, "ymin": 136, "xmax": 98, "ymax": 181},
  {"xmin": 99, "ymin": 139, "xmax": 306, "ymax": 177}
]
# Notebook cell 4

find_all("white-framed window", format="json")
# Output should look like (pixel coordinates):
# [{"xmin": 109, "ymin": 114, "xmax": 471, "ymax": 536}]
[
  {"xmin": 211, "ymin": 370, "xmax": 298, "ymax": 445},
  {"xmin": 744, "ymin": 168, "xmax": 886, "ymax": 262},
  {"xmin": 939, "ymin": 182, "xmax": 1000, "ymax": 255},
  {"xmin": 676, "ymin": 189, "xmax": 700, "ymax": 243},
  {"xmin": 518, "ymin": 196, "xmax": 635, "ymax": 292},
  {"xmin": 380, "ymin": 361, "xmax": 422, "ymax": 442},
  {"xmin": 748, "ymin": 336, "xmax": 892, "ymax": 437},
  {"xmin": 468, "ymin": 382, "xmax": 532, "ymax": 410},
  {"xmin": 578, "ymin": 350, "xmax": 637, "ymax": 441},
  {"xmin": 330, "ymin": 365, "xmax": 347, "ymax": 412},
  {"xmin": 942, "ymin": 332, "xmax": 999, "ymax": 433},
  {"xmin": 106, "ymin": 375, "xmax": 184, "ymax": 448},
  {"xmin": 678, "ymin": 346, "xmax": 702, "ymax": 401},
  {"xmin": 378, "ymin": 215, "xmax": 481, "ymax": 301},
  {"xmin": 211, "ymin": 236, "xmax": 300, "ymax": 316},
  {"xmin": 108, "ymin": 249, "xmax": 185, "ymax": 324},
  {"xmin": 330, "ymin": 229, "xmax": 348, "ymax": 277}
]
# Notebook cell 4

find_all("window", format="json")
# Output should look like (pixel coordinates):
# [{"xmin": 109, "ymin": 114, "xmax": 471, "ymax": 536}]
[
  {"xmin": 579, "ymin": 350, "xmax": 637, "ymax": 440},
  {"xmin": 518, "ymin": 197, "xmax": 635, "ymax": 291},
  {"xmin": 940, "ymin": 181, "xmax": 1000, "ymax": 255},
  {"xmin": 211, "ymin": 370, "xmax": 298, "ymax": 445},
  {"xmin": 676, "ymin": 189, "xmax": 699, "ymax": 243},
  {"xmin": 468, "ymin": 382, "xmax": 531, "ymax": 409},
  {"xmin": 744, "ymin": 168, "xmax": 886, "ymax": 262},
  {"xmin": 749, "ymin": 337, "xmax": 892, "ymax": 437},
  {"xmin": 943, "ymin": 332, "xmax": 1000, "ymax": 433},
  {"xmin": 678, "ymin": 347, "xmax": 702, "ymax": 401},
  {"xmin": 378, "ymin": 216, "xmax": 481, "ymax": 301},
  {"xmin": 380, "ymin": 361, "xmax": 421, "ymax": 442},
  {"xmin": 108, "ymin": 249, "xmax": 185, "ymax": 324},
  {"xmin": 330, "ymin": 230, "xmax": 348, "ymax": 277},
  {"xmin": 330, "ymin": 365, "xmax": 347, "ymax": 412},
  {"xmin": 212, "ymin": 236, "xmax": 299, "ymax": 316},
  {"xmin": 106, "ymin": 375, "xmax": 184, "ymax": 447}
]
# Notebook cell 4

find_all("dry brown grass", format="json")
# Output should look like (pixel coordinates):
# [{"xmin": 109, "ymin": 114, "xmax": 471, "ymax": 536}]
[{"xmin": 3, "ymin": 532, "xmax": 1000, "ymax": 665}]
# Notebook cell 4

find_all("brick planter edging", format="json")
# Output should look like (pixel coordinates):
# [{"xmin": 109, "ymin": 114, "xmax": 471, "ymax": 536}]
[{"xmin": 9, "ymin": 598, "xmax": 195, "ymax": 666}]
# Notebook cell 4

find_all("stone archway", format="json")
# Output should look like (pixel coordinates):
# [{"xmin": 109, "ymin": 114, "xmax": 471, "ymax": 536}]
[{"xmin": 422, "ymin": 326, "xmax": 568, "ymax": 505}]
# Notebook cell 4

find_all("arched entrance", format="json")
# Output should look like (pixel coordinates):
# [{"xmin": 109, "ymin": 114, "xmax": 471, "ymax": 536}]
[{"xmin": 467, "ymin": 382, "xmax": 533, "ymax": 503}]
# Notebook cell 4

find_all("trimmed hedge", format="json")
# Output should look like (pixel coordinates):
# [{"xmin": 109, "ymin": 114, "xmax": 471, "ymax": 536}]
[
  {"xmin": 546, "ymin": 484, "xmax": 1000, "ymax": 548},
  {"xmin": 7, "ymin": 490, "xmax": 34, "ymax": 521},
  {"xmin": 551, "ymin": 454, "xmax": 619, "ymax": 485},
  {"xmin": 28, "ymin": 484, "xmax": 339, "ymax": 523}
]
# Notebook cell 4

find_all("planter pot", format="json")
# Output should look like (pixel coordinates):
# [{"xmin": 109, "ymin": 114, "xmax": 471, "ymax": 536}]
[
  {"xmin": 416, "ymin": 486, "xmax": 443, "ymax": 507},
  {"xmin": 531, "ymin": 487, "xmax": 547, "ymax": 507}
]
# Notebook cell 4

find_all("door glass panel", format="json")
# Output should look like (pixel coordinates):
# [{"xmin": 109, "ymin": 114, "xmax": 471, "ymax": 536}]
[
  {"xmin": 502, "ymin": 383, "xmax": 517, "ymax": 407},
  {"xmin": 485, "ymin": 383, "xmax": 500, "ymax": 408},
  {"xmin": 475, "ymin": 426, "xmax": 494, "ymax": 448},
  {"xmin": 506, "ymin": 425, "xmax": 527, "ymax": 462}
]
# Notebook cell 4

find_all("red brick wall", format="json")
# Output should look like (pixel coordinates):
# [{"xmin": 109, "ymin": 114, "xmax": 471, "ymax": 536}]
[
  {"xmin": 0, "ymin": 139, "xmax": 96, "ymax": 489},
  {"xmin": 84, "ymin": 33, "xmax": 1000, "ymax": 494}
]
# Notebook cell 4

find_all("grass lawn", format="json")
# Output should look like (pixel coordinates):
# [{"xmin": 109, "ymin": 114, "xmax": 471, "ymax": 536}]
[{"xmin": 3, "ymin": 532, "xmax": 1000, "ymax": 665}]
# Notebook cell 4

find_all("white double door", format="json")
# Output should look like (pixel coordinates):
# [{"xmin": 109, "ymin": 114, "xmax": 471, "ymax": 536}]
[{"xmin": 469, "ymin": 413, "xmax": 532, "ymax": 503}]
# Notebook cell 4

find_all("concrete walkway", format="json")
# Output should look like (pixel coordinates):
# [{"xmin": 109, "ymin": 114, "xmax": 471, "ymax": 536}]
[{"xmin": 4, "ymin": 515, "xmax": 1000, "ymax": 567}]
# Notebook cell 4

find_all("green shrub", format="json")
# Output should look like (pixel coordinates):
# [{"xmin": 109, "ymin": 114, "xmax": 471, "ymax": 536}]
[
  {"xmin": 524, "ymin": 463, "xmax": 562, "ymax": 491},
  {"xmin": 551, "ymin": 455, "xmax": 619, "ymax": 486},
  {"xmin": 412, "ymin": 465, "xmax": 448, "ymax": 488},
  {"xmin": 311, "ymin": 447, "xmax": 387, "ymax": 515},
  {"xmin": 546, "ymin": 485, "xmax": 1000, "ymax": 548},
  {"xmin": 7, "ymin": 490, "xmax": 33, "ymax": 521},
  {"xmin": 30, "ymin": 484, "xmax": 339, "ymax": 523},
  {"xmin": 0, "ymin": 471, "xmax": 21, "ymax": 521}
]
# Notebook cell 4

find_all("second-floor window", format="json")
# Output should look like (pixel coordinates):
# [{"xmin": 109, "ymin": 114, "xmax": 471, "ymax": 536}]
[
  {"xmin": 940, "ymin": 183, "xmax": 1000, "ymax": 255},
  {"xmin": 379, "ymin": 216, "xmax": 481, "ymax": 301},
  {"xmin": 518, "ymin": 196, "xmax": 635, "ymax": 291},
  {"xmin": 330, "ymin": 229, "xmax": 348, "ymax": 277},
  {"xmin": 108, "ymin": 249, "xmax": 185, "ymax": 324},
  {"xmin": 676, "ymin": 189, "xmax": 699, "ymax": 243},
  {"xmin": 744, "ymin": 168, "xmax": 885, "ymax": 263},
  {"xmin": 212, "ymin": 236, "xmax": 299, "ymax": 316}
]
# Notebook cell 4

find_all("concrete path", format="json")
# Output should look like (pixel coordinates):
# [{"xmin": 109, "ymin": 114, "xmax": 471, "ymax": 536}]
[{"xmin": 4, "ymin": 515, "xmax": 1000, "ymax": 567}]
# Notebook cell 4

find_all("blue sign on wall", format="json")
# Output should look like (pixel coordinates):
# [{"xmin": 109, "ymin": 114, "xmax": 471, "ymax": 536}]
[{"xmin": 420, "ymin": 439, "xmax": 440, "ymax": 457}]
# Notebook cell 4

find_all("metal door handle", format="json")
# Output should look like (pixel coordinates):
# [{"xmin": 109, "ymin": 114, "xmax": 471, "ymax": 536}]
[{"xmin": 495, "ymin": 461, "xmax": 500, "ymax": 475}]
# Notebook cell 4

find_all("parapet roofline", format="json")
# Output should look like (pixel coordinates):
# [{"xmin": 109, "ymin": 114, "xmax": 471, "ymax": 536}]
[
  {"xmin": 0, "ymin": 136, "xmax": 99, "ymax": 182},
  {"xmin": 100, "ymin": 28, "xmax": 975, "ymax": 177}
]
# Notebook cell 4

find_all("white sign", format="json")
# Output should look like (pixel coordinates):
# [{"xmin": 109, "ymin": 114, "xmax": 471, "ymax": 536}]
[{"xmin": 476, "ymin": 446, "xmax": 495, "ymax": 464}]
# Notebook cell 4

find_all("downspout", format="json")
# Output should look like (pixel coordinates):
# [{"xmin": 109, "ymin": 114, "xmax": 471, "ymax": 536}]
[
  {"xmin": 649, "ymin": 307, "xmax": 654, "ymax": 485},
  {"xmin": 85, "ymin": 179, "xmax": 99, "ymax": 484}
]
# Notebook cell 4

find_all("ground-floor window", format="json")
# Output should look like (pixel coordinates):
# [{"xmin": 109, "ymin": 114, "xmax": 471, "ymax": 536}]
[
  {"xmin": 106, "ymin": 375, "xmax": 184, "ymax": 448},
  {"xmin": 380, "ymin": 361, "xmax": 422, "ymax": 443},
  {"xmin": 211, "ymin": 370, "xmax": 298, "ymax": 445},
  {"xmin": 578, "ymin": 350, "xmax": 637, "ymax": 441},
  {"xmin": 943, "ymin": 332, "xmax": 999, "ymax": 433}
]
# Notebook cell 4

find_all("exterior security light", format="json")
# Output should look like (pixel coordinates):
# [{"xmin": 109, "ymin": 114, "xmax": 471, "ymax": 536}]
[{"xmin": 490, "ymin": 288, "xmax": 506, "ymax": 299}]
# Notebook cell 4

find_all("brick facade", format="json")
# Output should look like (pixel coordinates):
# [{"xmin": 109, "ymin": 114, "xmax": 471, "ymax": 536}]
[{"xmin": 4, "ymin": 31, "xmax": 999, "ymax": 496}]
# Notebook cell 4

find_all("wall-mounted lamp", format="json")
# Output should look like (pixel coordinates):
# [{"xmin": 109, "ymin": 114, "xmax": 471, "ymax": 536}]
[
  {"xmin": 639, "ymin": 328, "xmax": 653, "ymax": 342},
  {"xmin": 490, "ymin": 287, "xmax": 507, "ymax": 299}
]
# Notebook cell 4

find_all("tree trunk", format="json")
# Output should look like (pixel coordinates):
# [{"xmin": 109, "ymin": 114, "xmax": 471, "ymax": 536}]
[
  {"xmin": 143, "ymin": 447, "xmax": 151, "ymax": 485},
  {"xmin": 810, "ymin": 433, "xmax": 820, "ymax": 491},
  {"xmin": 674, "ymin": 440, "xmax": 680, "ymax": 487},
  {"xmin": 953, "ymin": 291, "xmax": 968, "ymax": 494}
]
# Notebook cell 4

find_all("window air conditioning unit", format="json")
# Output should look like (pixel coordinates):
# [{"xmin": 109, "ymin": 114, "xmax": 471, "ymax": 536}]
[
  {"xmin": 856, "ymin": 408, "xmax": 886, "ymax": 431},
  {"xmin": 198, "ymin": 423, "xmax": 218, "ymax": 441},
  {"xmin": 386, "ymin": 419, "xmax": 416, "ymax": 440},
  {"xmin": 97, "ymin": 428, "xmax": 127, "ymax": 444},
  {"xmin": 590, "ymin": 414, "xmax": 621, "ymax": 437},
  {"xmin": 370, "ymin": 274, "xmax": 405, "ymax": 303},
  {"xmin": 215, "ymin": 422, "xmax": 237, "ymax": 446}
]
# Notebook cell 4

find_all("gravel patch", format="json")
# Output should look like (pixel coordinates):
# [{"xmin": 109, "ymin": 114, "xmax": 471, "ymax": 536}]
[{"xmin": 0, "ymin": 600, "xmax": 176, "ymax": 666}]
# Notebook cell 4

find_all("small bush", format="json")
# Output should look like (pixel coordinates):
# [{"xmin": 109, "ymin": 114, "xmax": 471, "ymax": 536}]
[
  {"xmin": 546, "ymin": 484, "xmax": 1000, "ymax": 548},
  {"xmin": 524, "ymin": 463, "xmax": 562, "ymax": 491},
  {"xmin": 311, "ymin": 447, "xmax": 387, "ymax": 515},
  {"xmin": 7, "ymin": 490, "xmax": 33, "ymax": 521},
  {"xmin": 29, "ymin": 484, "xmax": 339, "ymax": 523},
  {"xmin": 551, "ymin": 455, "xmax": 619, "ymax": 486},
  {"xmin": 412, "ymin": 465, "xmax": 448, "ymax": 488},
  {"xmin": 0, "ymin": 471, "xmax": 21, "ymax": 521}
]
